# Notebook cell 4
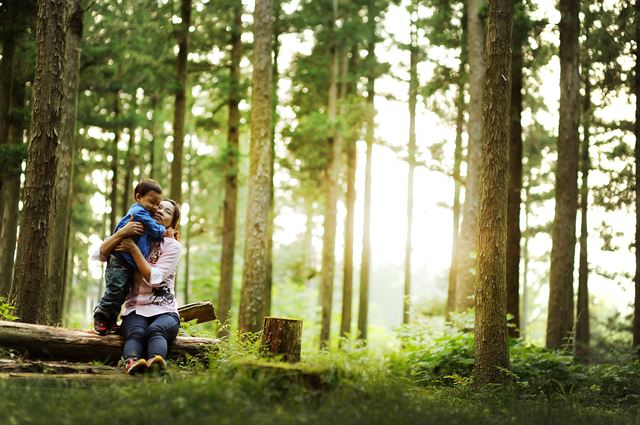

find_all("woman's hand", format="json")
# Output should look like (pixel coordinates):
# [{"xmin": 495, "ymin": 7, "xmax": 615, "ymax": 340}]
[
  {"xmin": 115, "ymin": 238, "xmax": 138, "ymax": 253},
  {"xmin": 117, "ymin": 220, "xmax": 144, "ymax": 238}
]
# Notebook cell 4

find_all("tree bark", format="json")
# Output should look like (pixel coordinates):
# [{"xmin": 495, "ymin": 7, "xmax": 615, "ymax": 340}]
[
  {"xmin": 403, "ymin": 17, "xmax": 418, "ymax": 325},
  {"xmin": 506, "ymin": 6, "xmax": 524, "ymax": 338},
  {"xmin": 319, "ymin": 0, "xmax": 341, "ymax": 348},
  {"xmin": 149, "ymin": 92, "xmax": 159, "ymax": 179},
  {"xmin": 0, "ymin": 320, "xmax": 219, "ymax": 364},
  {"xmin": 237, "ymin": 0, "xmax": 273, "ymax": 333},
  {"xmin": 547, "ymin": 0, "xmax": 580, "ymax": 350},
  {"xmin": 455, "ymin": 0, "xmax": 485, "ymax": 311},
  {"xmin": 446, "ymin": 64, "xmax": 466, "ymax": 320},
  {"xmin": 9, "ymin": 0, "xmax": 67, "ymax": 324},
  {"xmin": 340, "ymin": 50, "xmax": 355, "ymax": 338},
  {"xmin": 170, "ymin": 0, "xmax": 192, "ymax": 204},
  {"xmin": 474, "ymin": 0, "xmax": 513, "ymax": 387},
  {"xmin": 218, "ymin": 3, "xmax": 242, "ymax": 334},
  {"xmin": 358, "ymin": 2, "xmax": 376, "ymax": 342},
  {"xmin": 47, "ymin": 0, "xmax": 83, "ymax": 324}
]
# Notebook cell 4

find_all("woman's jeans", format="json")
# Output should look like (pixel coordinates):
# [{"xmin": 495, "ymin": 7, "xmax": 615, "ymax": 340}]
[{"xmin": 121, "ymin": 312, "xmax": 180, "ymax": 360}]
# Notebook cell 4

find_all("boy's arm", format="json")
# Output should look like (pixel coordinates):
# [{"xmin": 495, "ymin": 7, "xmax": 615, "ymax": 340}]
[{"xmin": 132, "ymin": 208, "xmax": 166, "ymax": 238}]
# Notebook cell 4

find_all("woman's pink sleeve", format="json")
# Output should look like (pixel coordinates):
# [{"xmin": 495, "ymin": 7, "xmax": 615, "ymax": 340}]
[{"xmin": 148, "ymin": 239, "xmax": 182, "ymax": 286}]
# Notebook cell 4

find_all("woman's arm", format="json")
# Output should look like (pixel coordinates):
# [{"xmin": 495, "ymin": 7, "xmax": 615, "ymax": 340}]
[
  {"xmin": 99, "ymin": 221, "xmax": 144, "ymax": 257},
  {"xmin": 117, "ymin": 236, "xmax": 181, "ymax": 287}
]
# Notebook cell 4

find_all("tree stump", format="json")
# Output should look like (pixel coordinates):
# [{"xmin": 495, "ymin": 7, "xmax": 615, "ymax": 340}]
[{"xmin": 260, "ymin": 317, "xmax": 302, "ymax": 363}]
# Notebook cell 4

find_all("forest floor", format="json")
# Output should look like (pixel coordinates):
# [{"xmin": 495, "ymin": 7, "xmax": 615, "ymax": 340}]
[{"xmin": 0, "ymin": 346, "xmax": 639, "ymax": 425}]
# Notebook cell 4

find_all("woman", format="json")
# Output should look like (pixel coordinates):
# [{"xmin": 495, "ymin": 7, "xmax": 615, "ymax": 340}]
[{"xmin": 97, "ymin": 199, "xmax": 182, "ymax": 374}]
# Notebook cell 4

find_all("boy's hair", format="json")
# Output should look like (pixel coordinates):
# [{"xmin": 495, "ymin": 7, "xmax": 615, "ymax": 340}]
[{"xmin": 134, "ymin": 178, "xmax": 162, "ymax": 198}]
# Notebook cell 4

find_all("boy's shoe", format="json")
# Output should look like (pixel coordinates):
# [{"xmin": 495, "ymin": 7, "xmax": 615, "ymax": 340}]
[
  {"xmin": 124, "ymin": 358, "xmax": 147, "ymax": 375},
  {"xmin": 146, "ymin": 355, "xmax": 167, "ymax": 373},
  {"xmin": 108, "ymin": 322, "xmax": 121, "ymax": 335},
  {"xmin": 93, "ymin": 314, "xmax": 111, "ymax": 336}
]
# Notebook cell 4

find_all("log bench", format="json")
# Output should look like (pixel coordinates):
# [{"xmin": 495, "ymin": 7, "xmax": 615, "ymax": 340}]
[{"xmin": 0, "ymin": 320, "xmax": 220, "ymax": 364}]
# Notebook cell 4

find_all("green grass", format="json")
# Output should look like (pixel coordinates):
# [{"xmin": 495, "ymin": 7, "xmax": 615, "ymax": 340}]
[
  {"xmin": 0, "ymin": 368, "xmax": 637, "ymax": 425},
  {"xmin": 1, "ymin": 322, "xmax": 639, "ymax": 424}
]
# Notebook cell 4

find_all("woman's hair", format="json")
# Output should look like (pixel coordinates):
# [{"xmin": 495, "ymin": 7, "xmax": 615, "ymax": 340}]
[
  {"xmin": 163, "ymin": 199, "xmax": 181, "ymax": 229},
  {"xmin": 134, "ymin": 178, "xmax": 162, "ymax": 198}
]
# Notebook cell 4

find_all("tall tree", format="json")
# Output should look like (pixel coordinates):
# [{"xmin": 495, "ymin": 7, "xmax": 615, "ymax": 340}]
[
  {"xmin": 634, "ymin": 0, "xmax": 640, "ymax": 351},
  {"xmin": 237, "ymin": 0, "xmax": 273, "ymax": 333},
  {"xmin": 506, "ymin": 0, "xmax": 526, "ymax": 338},
  {"xmin": 358, "ymin": 0, "xmax": 377, "ymax": 342},
  {"xmin": 109, "ymin": 94, "xmax": 121, "ymax": 233},
  {"xmin": 547, "ymin": 0, "xmax": 580, "ymax": 350},
  {"xmin": 474, "ymin": 0, "xmax": 513, "ymax": 387},
  {"xmin": 0, "ymin": 41, "xmax": 29, "ymax": 299},
  {"xmin": 10, "ymin": 0, "xmax": 67, "ymax": 324},
  {"xmin": 403, "ymin": 8, "xmax": 419, "ymax": 325},
  {"xmin": 454, "ymin": 0, "xmax": 485, "ymax": 311},
  {"xmin": 319, "ymin": 0, "xmax": 341, "ymax": 348},
  {"xmin": 575, "ymin": 66, "xmax": 591, "ymax": 359},
  {"xmin": 340, "ymin": 48, "xmax": 355, "ymax": 338},
  {"xmin": 170, "ymin": 0, "xmax": 192, "ymax": 204},
  {"xmin": 47, "ymin": 0, "xmax": 84, "ymax": 323},
  {"xmin": 218, "ymin": 1, "xmax": 243, "ymax": 333}
]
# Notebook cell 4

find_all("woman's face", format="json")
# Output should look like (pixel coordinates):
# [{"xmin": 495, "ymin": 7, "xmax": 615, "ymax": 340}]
[{"xmin": 153, "ymin": 200, "xmax": 175, "ymax": 228}]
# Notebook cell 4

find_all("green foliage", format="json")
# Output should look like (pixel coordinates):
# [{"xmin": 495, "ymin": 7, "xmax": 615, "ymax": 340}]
[{"xmin": 0, "ymin": 297, "xmax": 18, "ymax": 321}]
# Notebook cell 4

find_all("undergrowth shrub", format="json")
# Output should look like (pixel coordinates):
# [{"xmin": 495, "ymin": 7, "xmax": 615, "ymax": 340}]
[{"xmin": 390, "ymin": 317, "xmax": 640, "ymax": 406}]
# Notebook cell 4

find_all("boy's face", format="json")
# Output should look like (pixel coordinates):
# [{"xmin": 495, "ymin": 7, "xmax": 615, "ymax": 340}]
[{"xmin": 136, "ymin": 190, "xmax": 162, "ymax": 214}]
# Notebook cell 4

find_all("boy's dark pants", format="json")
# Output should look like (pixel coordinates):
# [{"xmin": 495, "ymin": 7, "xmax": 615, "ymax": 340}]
[{"xmin": 94, "ymin": 254, "xmax": 133, "ymax": 321}]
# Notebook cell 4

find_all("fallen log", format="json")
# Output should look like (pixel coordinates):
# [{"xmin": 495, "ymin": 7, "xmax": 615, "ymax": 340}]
[
  {"xmin": 178, "ymin": 301, "xmax": 216, "ymax": 324},
  {"xmin": 0, "ymin": 320, "xmax": 220, "ymax": 364}
]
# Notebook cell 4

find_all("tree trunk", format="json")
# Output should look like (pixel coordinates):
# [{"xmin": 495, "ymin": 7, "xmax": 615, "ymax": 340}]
[
  {"xmin": 0, "ymin": 62, "xmax": 26, "ymax": 300},
  {"xmin": 0, "ymin": 320, "xmax": 219, "ymax": 364},
  {"xmin": 149, "ymin": 92, "xmax": 159, "ymax": 179},
  {"xmin": 121, "ymin": 117, "xmax": 136, "ymax": 214},
  {"xmin": 403, "ymin": 18, "xmax": 418, "ymax": 325},
  {"xmin": 446, "ymin": 64, "xmax": 466, "ymax": 320},
  {"xmin": 109, "ymin": 94, "xmax": 120, "ymax": 234},
  {"xmin": 319, "ymin": 0, "xmax": 340, "ymax": 348},
  {"xmin": 575, "ymin": 71, "xmax": 590, "ymax": 360},
  {"xmin": 265, "ymin": 0, "xmax": 281, "ymax": 320},
  {"xmin": 358, "ymin": 3, "xmax": 376, "ymax": 342},
  {"xmin": 183, "ymin": 146, "xmax": 192, "ymax": 305},
  {"xmin": 170, "ymin": 0, "xmax": 192, "ymax": 204},
  {"xmin": 340, "ymin": 50, "xmax": 356, "ymax": 338},
  {"xmin": 237, "ymin": 0, "xmax": 273, "ymax": 333},
  {"xmin": 547, "ymin": 0, "xmax": 580, "ymax": 350},
  {"xmin": 218, "ymin": 3, "xmax": 242, "ymax": 334},
  {"xmin": 0, "ymin": 29, "xmax": 16, "ymax": 245},
  {"xmin": 9, "ymin": 0, "xmax": 67, "ymax": 324},
  {"xmin": 47, "ymin": 0, "xmax": 83, "ymax": 324},
  {"xmin": 260, "ymin": 317, "xmax": 302, "ymax": 363},
  {"xmin": 521, "ymin": 186, "xmax": 531, "ymax": 338},
  {"xmin": 455, "ymin": 0, "xmax": 485, "ymax": 312},
  {"xmin": 473, "ymin": 0, "xmax": 513, "ymax": 387},
  {"xmin": 506, "ymin": 6, "xmax": 524, "ymax": 338}
]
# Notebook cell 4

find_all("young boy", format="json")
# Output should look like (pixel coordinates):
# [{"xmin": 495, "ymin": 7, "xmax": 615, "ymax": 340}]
[{"xmin": 93, "ymin": 178, "xmax": 166, "ymax": 335}]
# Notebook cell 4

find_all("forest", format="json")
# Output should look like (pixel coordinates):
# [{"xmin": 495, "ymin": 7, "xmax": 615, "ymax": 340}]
[{"xmin": 0, "ymin": 0, "xmax": 639, "ymax": 423}]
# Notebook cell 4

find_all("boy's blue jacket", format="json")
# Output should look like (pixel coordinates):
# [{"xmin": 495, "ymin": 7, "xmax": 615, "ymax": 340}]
[{"xmin": 112, "ymin": 203, "xmax": 166, "ymax": 269}]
